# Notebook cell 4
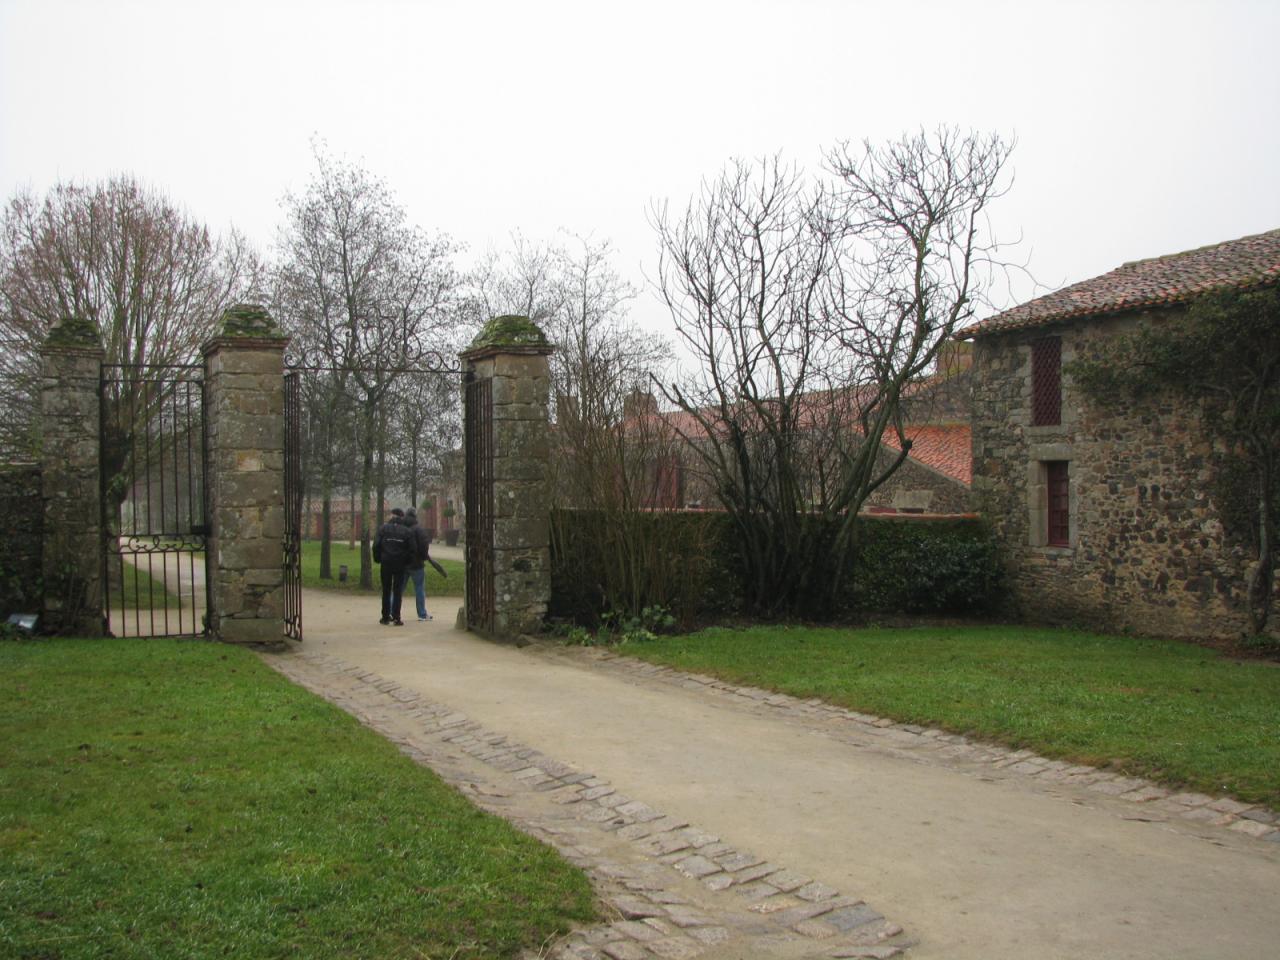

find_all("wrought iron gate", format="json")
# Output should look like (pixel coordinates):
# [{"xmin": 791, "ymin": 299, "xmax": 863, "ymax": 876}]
[
  {"xmin": 464, "ymin": 374, "xmax": 494, "ymax": 633},
  {"xmin": 100, "ymin": 364, "xmax": 210, "ymax": 637},
  {"xmin": 282, "ymin": 371, "xmax": 303, "ymax": 640}
]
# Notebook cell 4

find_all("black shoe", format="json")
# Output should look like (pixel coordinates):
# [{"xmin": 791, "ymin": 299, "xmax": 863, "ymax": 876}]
[
  {"xmin": 380, "ymin": 617, "xmax": 391, "ymax": 625},
  {"xmin": 393, "ymin": 619, "xmax": 404, "ymax": 626}
]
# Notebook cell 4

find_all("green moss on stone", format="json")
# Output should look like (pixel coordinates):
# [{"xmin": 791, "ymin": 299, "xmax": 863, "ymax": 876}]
[
  {"xmin": 220, "ymin": 304, "xmax": 286, "ymax": 339},
  {"xmin": 45, "ymin": 316, "xmax": 100, "ymax": 347},
  {"xmin": 467, "ymin": 315, "xmax": 550, "ymax": 352}
]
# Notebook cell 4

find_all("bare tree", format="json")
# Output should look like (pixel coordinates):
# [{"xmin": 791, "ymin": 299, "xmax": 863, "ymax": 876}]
[
  {"xmin": 653, "ymin": 130, "xmax": 1012, "ymax": 617},
  {"xmin": 469, "ymin": 232, "xmax": 566, "ymax": 326},
  {"xmin": 0, "ymin": 175, "xmax": 257, "ymax": 499},
  {"xmin": 390, "ymin": 368, "xmax": 463, "ymax": 511},
  {"xmin": 477, "ymin": 233, "xmax": 686, "ymax": 618},
  {"xmin": 273, "ymin": 145, "xmax": 462, "ymax": 587},
  {"xmin": 545, "ymin": 234, "xmax": 672, "ymax": 508}
]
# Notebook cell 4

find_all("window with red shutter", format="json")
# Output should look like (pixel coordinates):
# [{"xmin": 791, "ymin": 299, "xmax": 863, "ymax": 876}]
[
  {"xmin": 1031, "ymin": 337, "xmax": 1062, "ymax": 426},
  {"xmin": 1046, "ymin": 460, "xmax": 1070, "ymax": 546}
]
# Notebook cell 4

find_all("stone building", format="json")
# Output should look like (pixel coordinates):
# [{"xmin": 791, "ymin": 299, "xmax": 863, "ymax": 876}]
[{"xmin": 962, "ymin": 228, "xmax": 1280, "ymax": 638}]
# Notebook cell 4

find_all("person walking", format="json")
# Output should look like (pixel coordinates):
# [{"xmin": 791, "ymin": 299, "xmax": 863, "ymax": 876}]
[
  {"xmin": 372, "ymin": 507, "xmax": 419, "ymax": 626},
  {"xmin": 404, "ymin": 507, "xmax": 447, "ymax": 621}
]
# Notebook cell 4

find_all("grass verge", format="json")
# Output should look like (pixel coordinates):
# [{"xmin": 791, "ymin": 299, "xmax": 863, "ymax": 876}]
[
  {"xmin": 302, "ymin": 540, "xmax": 463, "ymax": 597},
  {"xmin": 625, "ymin": 624, "xmax": 1280, "ymax": 808},
  {"xmin": 0, "ymin": 638, "xmax": 595, "ymax": 959},
  {"xmin": 105, "ymin": 556, "xmax": 187, "ymax": 610}
]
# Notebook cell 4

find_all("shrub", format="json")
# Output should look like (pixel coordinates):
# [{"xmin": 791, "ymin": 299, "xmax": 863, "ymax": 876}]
[
  {"xmin": 550, "ymin": 509, "xmax": 1002, "ymax": 626},
  {"xmin": 849, "ymin": 517, "xmax": 1004, "ymax": 614},
  {"xmin": 549, "ymin": 509, "xmax": 738, "ymax": 628}
]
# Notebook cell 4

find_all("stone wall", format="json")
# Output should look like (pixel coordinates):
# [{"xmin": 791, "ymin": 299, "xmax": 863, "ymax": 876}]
[
  {"xmin": 40, "ymin": 327, "xmax": 104, "ymax": 635},
  {"xmin": 0, "ymin": 463, "xmax": 43, "ymax": 617},
  {"xmin": 461, "ymin": 316, "xmax": 555, "ymax": 640},
  {"xmin": 491, "ymin": 352, "xmax": 553, "ymax": 637},
  {"xmin": 971, "ymin": 307, "xmax": 1278, "ymax": 638},
  {"xmin": 863, "ymin": 449, "xmax": 971, "ymax": 514},
  {"xmin": 202, "ymin": 307, "xmax": 287, "ymax": 644}
]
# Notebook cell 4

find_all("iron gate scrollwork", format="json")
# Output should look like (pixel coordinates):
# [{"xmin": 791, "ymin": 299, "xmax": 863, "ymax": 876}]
[
  {"xmin": 100, "ymin": 363, "xmax": 211, "ymax": 638},
  {"xmin": 283, "ymin": 371, "xmax": 303, "ymax": 640},
  {"xmin": 464, "ymin": 374, "xmax": 494, "ymax": 633}
]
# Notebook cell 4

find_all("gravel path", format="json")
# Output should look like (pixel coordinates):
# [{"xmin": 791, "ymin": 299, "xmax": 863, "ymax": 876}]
[{"xmin": 265, "ymin": 589, "xmax": 1280, "ymax": 959}]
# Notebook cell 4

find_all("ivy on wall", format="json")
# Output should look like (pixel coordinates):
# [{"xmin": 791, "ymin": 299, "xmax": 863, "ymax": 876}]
[{"xmin": 1071, "ymin": 286, "xmax": 1280, "ymax": 634}]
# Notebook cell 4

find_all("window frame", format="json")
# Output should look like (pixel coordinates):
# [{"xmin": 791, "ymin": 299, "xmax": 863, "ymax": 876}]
[
  {"xmin": 1030, "ymin": 337, "xmax": 1062, "ymax": 427},
  {"xmin": 1045, "ymin": 459, "xmax": 1070, "ymax": 547}
]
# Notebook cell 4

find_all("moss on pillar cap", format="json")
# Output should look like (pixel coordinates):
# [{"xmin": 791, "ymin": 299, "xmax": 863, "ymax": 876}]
[
  {"xmin": 220, "ymin": 304, "xmax": 286, "ymax": 339},
  {"xmin": 467, "ymin": 315, "xmax": 551, "ymax": 352},
  {"xmin": 45, "ymin": 316, "xmax": 100, "ymax": 348}
]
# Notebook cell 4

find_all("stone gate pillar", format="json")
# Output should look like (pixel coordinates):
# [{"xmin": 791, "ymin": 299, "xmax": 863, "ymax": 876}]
[
  {"xmin": 460, "ymin": 315, "xmax": 554, "ymax": 640},
  {"xmin": 202, "ymin": 305, "xmax": 288, "ymax": 644},
  {"xmin": 40, "ymin": 317, "xmax": 104, "ymax": 635}
]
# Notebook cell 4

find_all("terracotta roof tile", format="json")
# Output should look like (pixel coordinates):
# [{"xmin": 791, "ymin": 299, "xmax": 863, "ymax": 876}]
[
  {"xmin": 959, "ymin": 228, "xmax": 1280, "ymax": 339},
  {"xmin": 882, "ymin": 424, "xmax": 971, "ymax": 485}
]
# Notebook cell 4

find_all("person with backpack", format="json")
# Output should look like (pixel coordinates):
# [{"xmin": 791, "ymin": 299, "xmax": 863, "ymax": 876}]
[
  {"xmin": 372, "ymin": 507, "xmax": 419, "ymax": 625},
  {"xmin": 403, "ymin": 508, "xmax": 448, "ymax": 621}
]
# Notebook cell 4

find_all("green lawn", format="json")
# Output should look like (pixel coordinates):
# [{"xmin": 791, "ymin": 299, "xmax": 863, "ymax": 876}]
[
  {"xmin": 0, "ymin": 638, "xmax": 595, "ymax": 959},
  {"xmin": 105, "ymin": 557, "xmax": 186, "ymax": 610},
  {"xmin": 625, "ymin": 624, "xmax": 1280, "ymax": 808},
  {"xmin": 302, "ymin": 540, "xmax": 463, "ymax": 596}
]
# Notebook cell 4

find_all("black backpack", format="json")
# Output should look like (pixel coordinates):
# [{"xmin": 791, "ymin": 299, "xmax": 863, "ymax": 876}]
[{"xmin": 378, "ymin": 522, "xmax": 413, "ymax": 567}]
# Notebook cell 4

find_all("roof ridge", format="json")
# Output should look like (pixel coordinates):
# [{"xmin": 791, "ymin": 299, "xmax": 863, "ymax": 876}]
[
  {"xmin": 1118, "ymin": 227, "xmax": 1280, "ymax": 271},
  {"xmin": 961, "ymin": 226, "xmax": 1280, "ymax": 340}
]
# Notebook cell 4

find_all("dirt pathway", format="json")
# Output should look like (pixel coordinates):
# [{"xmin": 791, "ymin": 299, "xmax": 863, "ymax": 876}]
[{"xmin": 272, "ymin": 588, "xmax": 1280, "ymax": 959}]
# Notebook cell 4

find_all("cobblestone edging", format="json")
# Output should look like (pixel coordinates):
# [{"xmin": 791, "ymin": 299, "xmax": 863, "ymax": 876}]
[
  {"xmin": 575, "ymin": 648, "xmax": 1280, "ymax": 844},
  {"xmin": 264, "ymin": 650, "xmax": 912, "ymax": 960}
]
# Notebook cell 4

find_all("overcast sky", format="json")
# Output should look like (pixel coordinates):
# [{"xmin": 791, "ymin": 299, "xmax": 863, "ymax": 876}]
[{"xmin": 2, "ymin": 0, "xmax": 1278, "ymax": 339}]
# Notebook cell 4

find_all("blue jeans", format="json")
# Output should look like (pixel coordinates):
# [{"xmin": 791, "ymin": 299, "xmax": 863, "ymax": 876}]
[{"xmin": 408, "ymin": 567, "xmax": 427, "ymax": 619}]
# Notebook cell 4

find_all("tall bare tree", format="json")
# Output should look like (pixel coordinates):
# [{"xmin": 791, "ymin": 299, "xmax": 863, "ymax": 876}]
[
  {"xmin": 478, "ymin": 233, "xmax": 686, "ymax": 617},
  {"xmin": 653, "ymin": 130, "xmax": 1012, "ymax": 617},
  {"xmin": 0, "ymin": 175, "xmax": 257, "ymax": 500},
  {"xmin": 273, "ymin": 146, "xmax": 462, "ymax": 587},
  {"xmin": 469, "ymin": 232, "xmax": 565, "ymax": 326},
  {"xmin": 390, "ymin": 367, "xmax": 464, "ymax": 511}
]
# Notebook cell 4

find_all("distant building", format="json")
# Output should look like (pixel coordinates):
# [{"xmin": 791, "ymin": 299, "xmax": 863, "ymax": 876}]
[{"xmin": 616, "ymin": 342, "xmax": 975, "ymax": 516}]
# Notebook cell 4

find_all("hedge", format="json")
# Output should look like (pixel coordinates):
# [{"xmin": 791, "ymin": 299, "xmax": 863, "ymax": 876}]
[{"xmin": 549, "ymin": 509, "xmax": 1002, "ymax": 627}]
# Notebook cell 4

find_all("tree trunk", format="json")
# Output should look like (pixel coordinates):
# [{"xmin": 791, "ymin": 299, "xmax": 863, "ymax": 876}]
[
  {"xmin": 359, "ymin": 446, "xmax": 374, "ymax": 590},
  {"xmin": 375, "ymin": 403, "xmax": 388, "ymax": 521},
  {"xmin": 409, "ymin": 437, "xmax": 419, "ymax": 512},
  {"xmin": 320, "ymin": 491, "xmax": 332, "ymax": 580},
  {"xmin": 319, "ymin": 463, "xmax": 333, "ymax": 580}
]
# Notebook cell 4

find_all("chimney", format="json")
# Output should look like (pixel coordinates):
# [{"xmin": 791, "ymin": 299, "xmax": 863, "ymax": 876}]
[
  {"xmin": 936, "ymin": 340, "xmax": 973, "ymax": 376},
  {"xmin": 623, "ymin": 389, "xmax": 658, "ymax": 420},
  {"xmin": 555, "ymin": 393, "xmax": 580, "ymax": 425}
]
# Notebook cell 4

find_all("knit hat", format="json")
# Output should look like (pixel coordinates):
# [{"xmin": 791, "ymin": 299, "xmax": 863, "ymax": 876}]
[{"xmin": 391, "ymin": 507, "xmax": 405, "ymax": 517}]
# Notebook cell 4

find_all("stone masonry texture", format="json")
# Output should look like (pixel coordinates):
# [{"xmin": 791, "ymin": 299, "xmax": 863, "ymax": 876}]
[
  {"xmin": 970, "ymin": 306, "xmax": 1279, "ymax": 639},
  {"xmin": 462, "ymin": 317, "xmax": 555, "ymax": 640},
  {"xmin": 40, "ymin": 326, "xmax": 104, "ymax": 635},
  {"xmin": 0, "ymin": 463, "xmax": 43, "ymax": 618},
  {"xmin": 202, "ymin": 310, "xmax": 287, "ymax": 644}
]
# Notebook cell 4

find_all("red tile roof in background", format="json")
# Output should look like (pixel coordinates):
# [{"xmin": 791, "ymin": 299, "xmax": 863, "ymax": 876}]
[
  {"xmin": 644, "ymin": 410, "xmax": 972, "ymax": 486},
  {"xmin": 959, "ymin": 228, "xmax": 1280, "ymax": 339},
  {"xmin": 883, "ymin": 424, "xmax": 972, "ymax": 485}
]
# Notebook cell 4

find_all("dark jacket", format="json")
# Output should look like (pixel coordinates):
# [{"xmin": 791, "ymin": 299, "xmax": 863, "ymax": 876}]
[
  {"xmin": 372, "ymin": 517, "xmax": 419, "ymax": 570},
  {"xmin": 403, "ymin": 515, "xmax": 446, "ymax": 577}
]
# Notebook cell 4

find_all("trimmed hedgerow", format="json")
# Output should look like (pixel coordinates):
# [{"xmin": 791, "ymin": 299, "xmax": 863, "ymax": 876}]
[
  {"xmin": 849, "ymin": 517, "xmax": 1004, "ymax": 614},
  {"xmin": 549, "ymin": 509, "xmax": 1002, "ymax": 626},
  {"xmin": 549, "ymin": 509, "xmax": 740, "ymax": 628}
]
